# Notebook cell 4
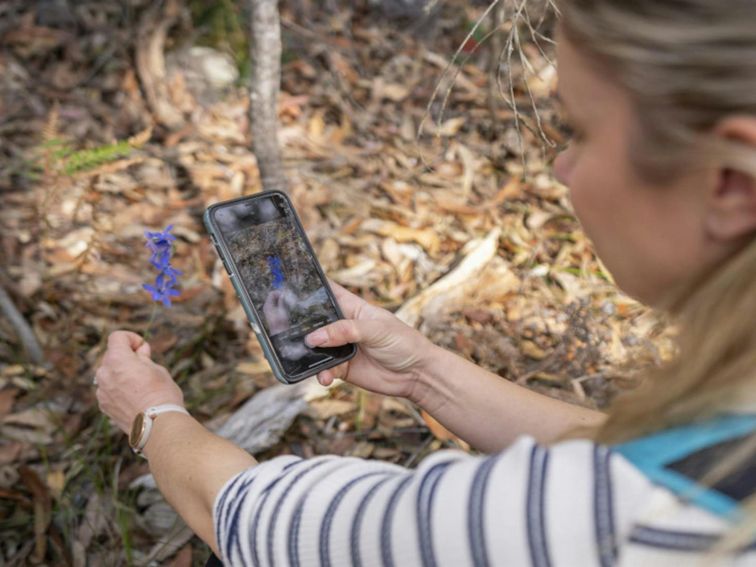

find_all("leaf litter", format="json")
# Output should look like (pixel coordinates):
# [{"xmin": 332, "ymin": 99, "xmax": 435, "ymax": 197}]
[{"xmin": 0, "ymin": 0, "xmax": 675, "ymax": 564}]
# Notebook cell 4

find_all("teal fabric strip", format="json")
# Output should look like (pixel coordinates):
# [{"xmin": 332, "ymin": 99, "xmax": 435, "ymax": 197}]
[
  {"xmin": 629, "ymin": 465, "xmax": 741, "ymax": 520},
  {"xmin": 614, "ymin": 414, "xmax": 756, "ymax": 520},
  {"xmin": 616, "ymin": 414, "xmax": 756, "ymax": 466}
]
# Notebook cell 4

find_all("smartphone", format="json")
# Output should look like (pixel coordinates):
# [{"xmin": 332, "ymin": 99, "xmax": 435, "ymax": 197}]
[{"xmin": 204, "ymin": 191, "xmax": 357, "ymax": 384}]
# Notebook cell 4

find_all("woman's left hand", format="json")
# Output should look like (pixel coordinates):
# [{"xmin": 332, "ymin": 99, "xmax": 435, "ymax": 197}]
[{"xmin": 94, "ymin": 330, "xmax": 184, "ymax": 434}]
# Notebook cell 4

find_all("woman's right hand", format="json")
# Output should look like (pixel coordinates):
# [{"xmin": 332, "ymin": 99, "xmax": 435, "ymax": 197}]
[{"xmin": 305, "ymin": 281, "xmax": 437, "ymax": 402}]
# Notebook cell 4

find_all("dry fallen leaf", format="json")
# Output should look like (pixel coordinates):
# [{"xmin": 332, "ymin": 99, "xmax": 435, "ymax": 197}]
[
  {"xmin": 46, "ymin": 469, "xmax": 65, "ymax": 500},
  {"xmin": 0, "ymin": 389, "xmax": 18, "ymax": 419},
  {"xmin": 420, "ymin": 409, "xmax": 469, "ymax": 450},
  {"xmin": 521, "ymin": 340, "xmax": 548, "ymax": 360},
  {"xmin": 309, "ymin": 399, "xmax": 357, "ymax": 420},
  {"xmin": 235, "ymin": 360, "xmax": 270, "ymax": 375},
  {"xmin": 0, "ymin": 442, "xmax": 23, "ymax": 466}
]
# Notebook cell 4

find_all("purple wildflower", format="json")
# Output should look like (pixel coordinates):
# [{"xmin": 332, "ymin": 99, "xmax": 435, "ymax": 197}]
[
  {"xmin": 267, "ymin": 255, "xmax": 285, "ymax": 290},
  {"xmin": 143, "ymin": 225, "xmax": 181, "ymax": 307}
]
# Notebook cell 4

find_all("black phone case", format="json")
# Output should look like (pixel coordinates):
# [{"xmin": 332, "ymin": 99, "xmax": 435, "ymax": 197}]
[{"xmin": 203, "ymin": 191, "xmax": 356, "ymax": 384}]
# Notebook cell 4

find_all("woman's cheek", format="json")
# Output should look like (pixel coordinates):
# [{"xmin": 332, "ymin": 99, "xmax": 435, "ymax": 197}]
[{"xmin": 562, "ymin": 160, "xmax": 592, "ymax": 233}]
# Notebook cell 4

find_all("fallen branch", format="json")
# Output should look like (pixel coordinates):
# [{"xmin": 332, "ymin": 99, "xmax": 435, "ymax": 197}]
[
  {"xmin": 395, "ymin": 227, "xmax": 502, "ymax": 327},
  {"xmin": 0, "ymin": 283, "xmax": 45, "ymax": 365},
  {"xmin": 135, "ymin": 0, "xmax": 185, "ymax": 130},
  {"xmin": 211, "ymin": 379, "xmax": 327, "ymax": 450}
]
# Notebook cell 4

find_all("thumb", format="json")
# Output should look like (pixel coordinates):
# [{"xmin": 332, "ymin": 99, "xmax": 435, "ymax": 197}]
[
  {"xmin": 306, "ymin": 319, "xmax": 392, "ymax": 348},
  {"xmin": 305, "ymin": 319, "xmax": 363, "ymax": 348},
  {"xmin": 136, "ymin": 340, "xmax": 152, "ymax": 358}
]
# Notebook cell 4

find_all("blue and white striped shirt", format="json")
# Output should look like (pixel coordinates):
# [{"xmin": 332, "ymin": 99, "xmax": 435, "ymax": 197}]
[{"xmin": 212, "ymin": 436, "xmax": 755, "ymax": 566}]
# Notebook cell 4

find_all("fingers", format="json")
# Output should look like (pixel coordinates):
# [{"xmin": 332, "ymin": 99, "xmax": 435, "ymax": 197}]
[
  {"xmin": 317, "ymin": 369, "xmax": 335, "ymax": 386},
  {"xmin": 272, "ymin": 290, "xmax": 284, "ymax": 305},
  {"xmin": 305, "ymin": 319, "xmax": 362, "ymax": 348},
  {"xmin": 327, "ymin": 279, "xmax": 366, "ymax": 319},
  {"xmin": 328, "ymin": 279, "xmax": 396, "ymax": 322},
  {"xmin": 107, "ymin": 330, "xmax": 144, "ymax": 353},
  {"xmin": 317, "ymin": 362, "xmax": 348, "ymax": 387},
  {"xmin": 263, "ymin": 290, "xmax": 281, "ymax": 309},
  {"xmin": 327, "ymin": 279, "xmax": 351, "ymax": 297},
  {"xmin": 103, "ymin": 331, "xmax": 152, "ymax": 360}
]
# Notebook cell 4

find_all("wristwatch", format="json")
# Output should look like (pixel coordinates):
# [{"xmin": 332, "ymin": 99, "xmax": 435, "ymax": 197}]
[{"xmin": 129, "ymin": 404, "xmax": 189, "ymax": 457}]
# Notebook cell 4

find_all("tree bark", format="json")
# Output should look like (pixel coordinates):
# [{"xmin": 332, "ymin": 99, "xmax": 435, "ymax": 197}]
[{"xmin": 249, "ymin": 0, "xmax": 289, "ymax": 193}]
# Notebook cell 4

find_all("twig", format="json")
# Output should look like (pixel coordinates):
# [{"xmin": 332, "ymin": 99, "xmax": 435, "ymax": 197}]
[
  {"xmin": 495, "ymin": 0, "xmax": 558, "ymax": 162},
  {"xmin": 499, "ymin": 0, "xmax": 528, "ymax": 165},
  {"xmin": 518, "ymin": 30, "xmax": 554, "ymax": 148},
  {"xmin": 403, "ymin": 434, "xmax": 436, "ymax": 468},
  {"xmin": 418, "ymin": 0, "xmax": 558, "ymax": 172},
  {"xmin": 0, "ymin": 283, "xmax": 45, "ymax": 365},
  {"xmin": 417, "ymin": 0, "xmax": 503, "ymax": 157},
  {"xmin": 487, "ymin": 1, "xmax": 507, "ymax": 127},
  {"xmin": 248, "ymin": 0, "xmax": 289, "ymax": 193},
  {"xmin": 281, "ymin": 17, "xmax": 351, "ymax": 52}
]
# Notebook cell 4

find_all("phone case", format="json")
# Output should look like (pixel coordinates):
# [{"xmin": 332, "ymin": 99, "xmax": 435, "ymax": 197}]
[{"xmin": 203, "ymin": 191, "xmax": 356, "ymax": 384}]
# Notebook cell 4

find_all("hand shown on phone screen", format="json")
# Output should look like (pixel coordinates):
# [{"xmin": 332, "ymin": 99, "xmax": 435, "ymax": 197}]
[
  {"xmin": 262, "ymin": 289, "xmax": 292, "ymax": 335},
  {"xmin": 263, "ymin": 286, "xmax": 322, "ymax": 362}
]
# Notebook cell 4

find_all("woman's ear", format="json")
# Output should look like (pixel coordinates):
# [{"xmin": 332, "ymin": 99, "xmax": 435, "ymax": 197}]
[{"xmin": 705, "ymin": 116, "xmax": 756, "ymax": 242}]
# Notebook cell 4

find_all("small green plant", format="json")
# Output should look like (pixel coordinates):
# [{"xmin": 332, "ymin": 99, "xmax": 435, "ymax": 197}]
[
  {"xmin": 50, "ymin": 139, "xmax": 134, "ymax": 176},
  {"xmin": 30, "ymin": 127, "xmax": 149, "ymax": 230},
  {"xmin": 40, "ymin": 129, "xmax": 153, "ymax": 177},
  {"xmin": 35, "ymin": 106, "xmax": 150, "ymax": 180}
]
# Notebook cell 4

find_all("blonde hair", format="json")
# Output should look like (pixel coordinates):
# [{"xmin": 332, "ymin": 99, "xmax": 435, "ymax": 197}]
[
  {"xmin": 558, "ymin": 0, "xmax": 756, "ymax": 552},
  {"xmin": 559, "ymin": 0, "xmax": 756, "ymax": 183},
  {"xmin": 557, "ymin": 0, "xmax": 756, "ymax": 438}
]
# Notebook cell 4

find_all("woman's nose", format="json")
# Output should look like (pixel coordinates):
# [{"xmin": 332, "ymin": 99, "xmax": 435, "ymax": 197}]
[{"xmin": 553, "ymin": 149, "xmax": 573, "ymax": 186}]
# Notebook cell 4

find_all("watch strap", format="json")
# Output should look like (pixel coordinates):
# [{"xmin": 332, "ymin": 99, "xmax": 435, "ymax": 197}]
[
  {"xmin": 145, "ymin": 404, "xmax": 190, "ymax": 419},
  {"xmin": 132, "ymin": 404, "xmax": 189, "ymax": 455}
]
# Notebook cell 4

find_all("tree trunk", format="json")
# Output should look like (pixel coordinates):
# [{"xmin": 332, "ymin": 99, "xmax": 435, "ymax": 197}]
[{"xmin": 248, "ymin": 0, "xmax": 289, "ymax": 193}]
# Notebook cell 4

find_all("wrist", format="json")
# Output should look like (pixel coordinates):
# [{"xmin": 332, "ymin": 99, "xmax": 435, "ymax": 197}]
[
  {"xmin": 408, "ymin": 343, "xmax": 454, "ymax": 413},
  {"xmin": 129, "ymin": 403, "xmax": 189, "ymax": 456},
  {"xmin": 141, "ymin": 411, "xmax": 195, "ymax": 460}
]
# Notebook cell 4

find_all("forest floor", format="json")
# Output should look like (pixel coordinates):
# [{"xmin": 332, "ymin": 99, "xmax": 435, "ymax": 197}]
[{"xmin": 0, "ymin": 1, "xmax": 672, "ymax": 565}]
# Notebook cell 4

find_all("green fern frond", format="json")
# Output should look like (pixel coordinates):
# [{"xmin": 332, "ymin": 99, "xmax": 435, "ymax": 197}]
[{"xmin": 61, "ymin": 140, "xmax": 133, "ymax": 175}]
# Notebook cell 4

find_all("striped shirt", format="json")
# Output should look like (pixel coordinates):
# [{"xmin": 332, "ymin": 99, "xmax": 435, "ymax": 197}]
[{"xmin": 212, "ymin": 436, "xmax": 756, "ymax": 566}]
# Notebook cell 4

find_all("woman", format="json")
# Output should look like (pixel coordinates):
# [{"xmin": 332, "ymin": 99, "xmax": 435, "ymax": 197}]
[{"xmin": 94, "ymin": 0, "xmax": 756, "ymax": 564}]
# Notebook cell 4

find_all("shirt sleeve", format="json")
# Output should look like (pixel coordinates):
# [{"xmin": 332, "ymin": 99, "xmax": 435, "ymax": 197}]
[{"xmin": 213, "ymin": 437, "xmax": 655, "ymax": 567}]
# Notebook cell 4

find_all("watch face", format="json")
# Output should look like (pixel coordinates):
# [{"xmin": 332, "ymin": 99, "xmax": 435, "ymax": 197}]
[{"xmin": 130, "ymin": 413, "xmax": 146, "ymax": 448}]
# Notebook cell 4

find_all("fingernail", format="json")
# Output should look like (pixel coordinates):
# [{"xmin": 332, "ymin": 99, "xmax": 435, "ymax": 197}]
[{"xmin": 306, "ymin": 329, "xmax": 327, "ymax": 347}]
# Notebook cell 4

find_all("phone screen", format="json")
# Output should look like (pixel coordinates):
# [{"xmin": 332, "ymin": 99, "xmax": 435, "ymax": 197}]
[{"xmin": 211, "ymin": 193, "xmax": 354, "ymax": 378}]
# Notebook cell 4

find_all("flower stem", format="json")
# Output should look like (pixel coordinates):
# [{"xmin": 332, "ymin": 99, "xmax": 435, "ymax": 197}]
[{"xmin": 143, "ymin": 303, "xmax": 159, "ymax": 342}]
